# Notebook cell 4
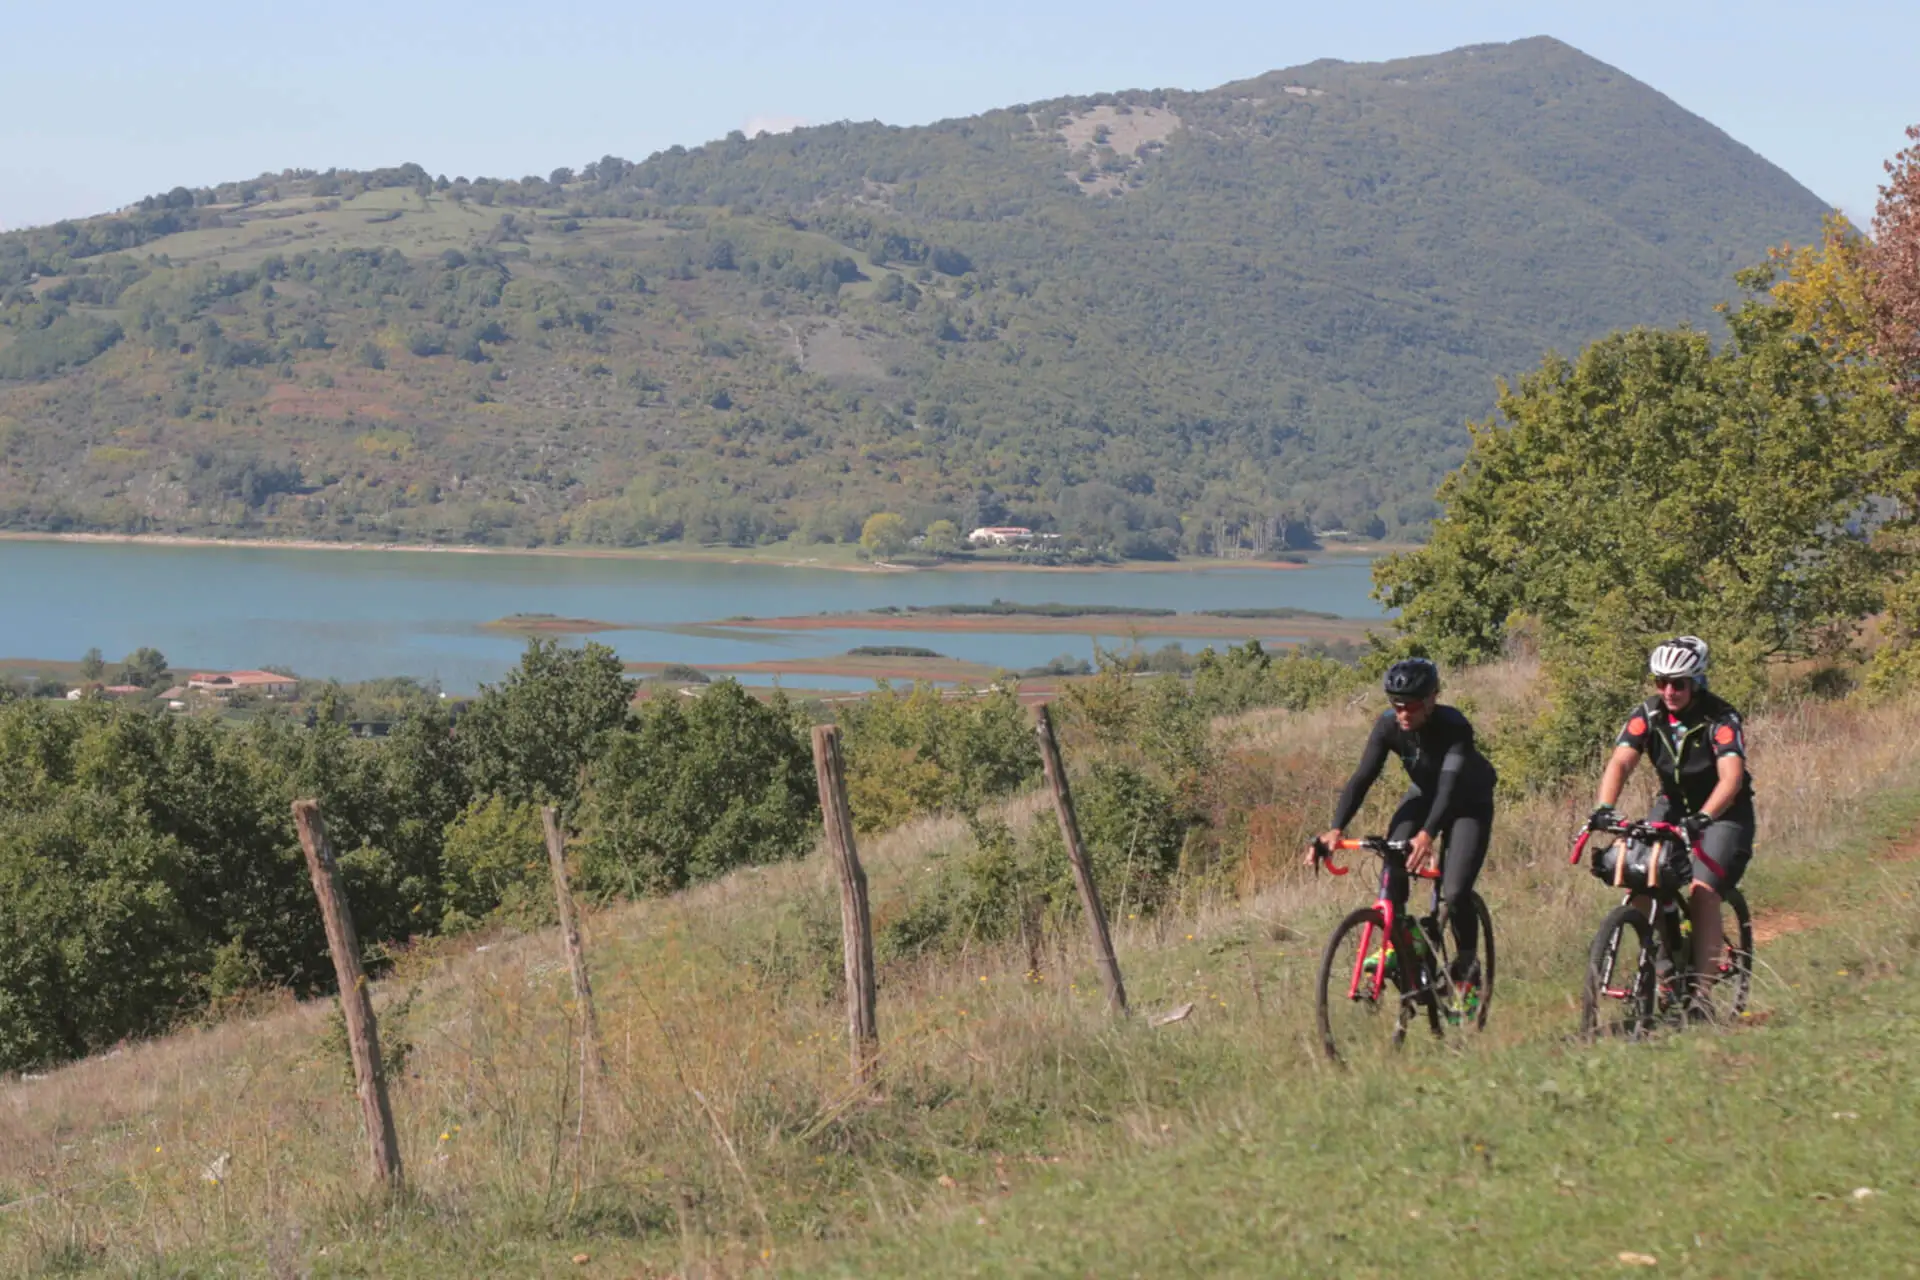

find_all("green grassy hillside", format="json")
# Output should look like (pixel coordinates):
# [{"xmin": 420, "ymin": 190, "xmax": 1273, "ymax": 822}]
[
  {"xmin": 0, "ymin": 37, "xmax": 1828, "ymax": 554},
  {"xmin": 3, "ymin": 665, "xmax": 1915, "ymax": 1276}
]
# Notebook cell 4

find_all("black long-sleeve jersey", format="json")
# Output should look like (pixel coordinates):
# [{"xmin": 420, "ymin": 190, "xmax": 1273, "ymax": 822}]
[{"xmin": 1331, "ymin": 706, "xmax": 1498, "ymax": 834}]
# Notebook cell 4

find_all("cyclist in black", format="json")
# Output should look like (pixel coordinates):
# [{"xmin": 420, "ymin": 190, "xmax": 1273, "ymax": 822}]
[
  {"xmin": 1590, "ymin": 636, "xmax": 1753, "ymax": 1007},
  {"xmin": 1307, "ymin": 658, "xmax": 1497, "ymax": 991}
]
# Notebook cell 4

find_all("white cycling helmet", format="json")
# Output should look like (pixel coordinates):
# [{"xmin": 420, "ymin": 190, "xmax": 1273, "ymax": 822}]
[{"xmin": 1648, "ymin": 635, "xmax": 1709, "ymax": 684}]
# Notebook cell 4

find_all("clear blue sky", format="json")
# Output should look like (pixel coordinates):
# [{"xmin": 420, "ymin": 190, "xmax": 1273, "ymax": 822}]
[{"xmin": 2, "ymin": 0, "xmax": 1911, "ymax": 233}]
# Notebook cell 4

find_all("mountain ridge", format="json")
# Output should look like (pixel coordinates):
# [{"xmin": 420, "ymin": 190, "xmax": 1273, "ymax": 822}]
[{"xmin": 0, "ymin": 37, "xmax": 1831, "ymax": 556}]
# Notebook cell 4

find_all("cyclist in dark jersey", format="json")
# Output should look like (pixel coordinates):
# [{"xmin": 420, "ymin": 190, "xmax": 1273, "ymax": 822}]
[
  {"xmin": 1308, "ymin": 658, "xmax": 1498, "ymax": 988},
  {"xmin": 1590, "ymin": 635, "xmax": 1754, "ymax": 1006}
]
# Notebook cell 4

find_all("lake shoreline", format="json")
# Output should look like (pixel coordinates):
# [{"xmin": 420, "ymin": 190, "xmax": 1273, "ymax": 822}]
[{"xmin": 0, "ymin": 530, "xmax": 1323, "ymax": 575}]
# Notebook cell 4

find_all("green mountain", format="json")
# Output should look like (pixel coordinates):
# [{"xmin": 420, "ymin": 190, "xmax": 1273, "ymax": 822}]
[{"xmin": 0, "ymin": 36, "xmax": 1829, "ymax": 556}]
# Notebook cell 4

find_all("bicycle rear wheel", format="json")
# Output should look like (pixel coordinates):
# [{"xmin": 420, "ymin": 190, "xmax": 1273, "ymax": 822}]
[
  {"xmin": 1467, "ymin": 891, "xmax": 1496, "ymax": 1031},
  {"xmin": 1581, "ymin": 904, "xmax": 1658, "ymax": 1041},
  {"xmin": 1419, "ymin": 893, "xmax": 1495, "ymax": 1032},
  {"xmin": 1316, "ymin": 907, "xmax": 1425, "ymax": 1064}
]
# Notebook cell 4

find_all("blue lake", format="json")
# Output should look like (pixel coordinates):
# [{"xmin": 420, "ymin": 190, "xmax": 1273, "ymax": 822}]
[{"xmin": 0, "ymin": 539, "xmax": 1386, "ymax": 691}]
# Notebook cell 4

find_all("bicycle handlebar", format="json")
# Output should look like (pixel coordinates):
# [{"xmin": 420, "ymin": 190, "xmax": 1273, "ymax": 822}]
[
  {"xmin": 1568, "ymin": 816, "xmax": 1688, "ymax": 866},
  {"xmin": 1311, "ymin": 836, "xmax": 1440, "ymax": 880},
  {"xmin": 1570, "ymin": 814, "xmax": 1726, "ymax": 883}
]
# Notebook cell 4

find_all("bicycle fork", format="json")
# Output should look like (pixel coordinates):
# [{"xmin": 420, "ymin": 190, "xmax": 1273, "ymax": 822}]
[
  {"xmin": 1348, "ymin": 898, "xmax": 1440, "ymax": 1009},
  {"xmin": 1348, "ymin": 904, "xmax": 1396, "ymax": 1003}
]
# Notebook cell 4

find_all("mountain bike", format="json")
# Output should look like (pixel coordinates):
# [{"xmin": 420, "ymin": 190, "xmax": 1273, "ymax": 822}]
[
  {"xmin": 1570, "ymin": 815, "xmax": 1753, "ymax": 1040},
  {"xmin": 1310, "ymin": 836, "xmax": 1495, "ymax": 1064}
]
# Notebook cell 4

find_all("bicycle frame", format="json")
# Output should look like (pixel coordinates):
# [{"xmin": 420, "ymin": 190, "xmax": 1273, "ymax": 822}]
[{"xmin": 1317, "ymin": 836, "xmax": 1441, "ymax": 1004}]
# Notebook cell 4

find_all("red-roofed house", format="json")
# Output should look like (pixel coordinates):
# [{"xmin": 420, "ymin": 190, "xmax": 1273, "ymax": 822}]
[{"xmin": 188, "ymin": 670, "xmax": 299, "ymax": 698}]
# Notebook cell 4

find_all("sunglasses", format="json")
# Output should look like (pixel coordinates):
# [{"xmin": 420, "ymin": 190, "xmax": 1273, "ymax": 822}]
[
  {"xmin": 1653, "ymin": 676, "xmax": 1693, "ymax": 690},
  {"xmin": 1389, "ymin": 698, "xmax": 1424, "ymax": 711}
]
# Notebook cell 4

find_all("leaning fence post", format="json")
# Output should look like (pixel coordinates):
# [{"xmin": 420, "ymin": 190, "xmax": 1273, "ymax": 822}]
[
  {"xmin": 810, "ymin": 724, "xmax": 879, "ymax": 1085},
  {"xmin": 291, "ymin": 799, "xmax": 403, "ymax": 1186},
  {"xmin": 542, "ymin": 807, "xmax": 603, "ymax": 1086},
  {"xmin": 1032, "ymin": 704, "xmax": 1129, "ymax": 1015}
]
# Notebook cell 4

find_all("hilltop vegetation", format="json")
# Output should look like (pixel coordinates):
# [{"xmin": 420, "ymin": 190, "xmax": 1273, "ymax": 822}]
[{"xmin": 0, "ymin": 37, "xmax": 1826, "ymax": 554}]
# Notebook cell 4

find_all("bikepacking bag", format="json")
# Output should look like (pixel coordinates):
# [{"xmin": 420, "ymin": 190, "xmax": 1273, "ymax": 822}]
[{"xmin": 1590, "ymin": 835, "xmax": 1692, "ymax": 893}]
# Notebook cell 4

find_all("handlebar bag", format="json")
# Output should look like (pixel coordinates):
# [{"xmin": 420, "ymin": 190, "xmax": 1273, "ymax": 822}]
[{"xmin": 1590, "ymin": 835, "xmax": 1693, "ymax": 892}]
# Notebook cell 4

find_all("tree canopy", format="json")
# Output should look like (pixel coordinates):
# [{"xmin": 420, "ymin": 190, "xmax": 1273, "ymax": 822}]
[{"xmin": 1375, "ymin": 212, "xmax": 1916, "ymax": 779}]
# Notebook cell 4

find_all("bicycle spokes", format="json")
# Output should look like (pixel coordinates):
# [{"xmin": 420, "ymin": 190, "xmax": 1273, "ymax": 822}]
[{"xmin": 1582, "ymin": 905, "xmax": 1659, "ymax": 1040}]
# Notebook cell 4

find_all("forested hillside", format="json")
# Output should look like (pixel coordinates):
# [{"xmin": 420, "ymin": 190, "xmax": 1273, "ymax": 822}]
[{"xmin": 0, "ymin": 36, "xmax": 1828, "ymax": 554}]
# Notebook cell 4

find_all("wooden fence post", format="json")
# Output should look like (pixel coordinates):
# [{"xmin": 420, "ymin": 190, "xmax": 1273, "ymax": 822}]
[
  {"xmin": 810, "ymin": 725, "xmax": 878, "ymax": 1085},
  {"xmin": 291, "ymin": 799, "xmax": 403, "ymax": 1186},
  {"xmin": 542, "ymin": 807, "xmax": 603, "ymax": 1084},
  {"xmin": 1032, "ymin": 704, "xmax": 1129, "ymax": 1015}
]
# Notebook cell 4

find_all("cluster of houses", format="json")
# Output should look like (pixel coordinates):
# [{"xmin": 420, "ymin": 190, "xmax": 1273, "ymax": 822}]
[
  {"xmin": 966, "ymin": 526, "xmax": 1063, "ymax": 548},
  {"xmin": 68, "ymin": 669, "xmax": 299, "ymax": 708}
]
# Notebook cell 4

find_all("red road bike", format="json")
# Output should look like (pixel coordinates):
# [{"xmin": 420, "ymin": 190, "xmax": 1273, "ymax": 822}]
[{"xmin": 1310, "ymin": 836, "xmax": 1495, "ymax": 1063}]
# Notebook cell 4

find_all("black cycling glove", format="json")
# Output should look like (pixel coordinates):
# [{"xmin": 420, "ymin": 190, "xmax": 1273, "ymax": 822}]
[{"xmin": 1681, "ymin": 811, "xmax": 1713, "ymax": 839}]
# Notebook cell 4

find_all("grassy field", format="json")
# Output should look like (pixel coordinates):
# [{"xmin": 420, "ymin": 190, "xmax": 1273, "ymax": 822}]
[{"xmin": 3, "ymin": 667, "xmax": 1918, "ymax": 1277}]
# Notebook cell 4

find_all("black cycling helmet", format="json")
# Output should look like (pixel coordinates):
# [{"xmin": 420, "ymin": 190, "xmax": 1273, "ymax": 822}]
[{"xmin": 1382, "ymin": 657, "xmax": 1439, "ymax": 701}]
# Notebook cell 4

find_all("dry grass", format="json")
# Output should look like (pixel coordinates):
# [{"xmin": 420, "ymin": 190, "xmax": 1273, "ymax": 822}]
[{"xmin": 6, "ymin": 665, "xmax": 1920, "ymax": 1275}]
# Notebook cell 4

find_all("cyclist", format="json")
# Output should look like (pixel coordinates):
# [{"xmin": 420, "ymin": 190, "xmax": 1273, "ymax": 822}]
[
  {"xmin": 1589, "ymin": 636, "xmax": 1754, "ymax": 1013},
  {"xmin": 1306, "ymin": 657, "xmax": 1497, "ymax": 997}
]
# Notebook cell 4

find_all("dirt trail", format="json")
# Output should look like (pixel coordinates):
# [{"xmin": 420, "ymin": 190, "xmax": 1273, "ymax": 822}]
[
  {"xmin": 1877, "ymin": 831, "xmax": 1920, "ymax": 863},
  {"xmin": 1750, "ymin": 910, "xmax": 1825, "ymax": 946}
]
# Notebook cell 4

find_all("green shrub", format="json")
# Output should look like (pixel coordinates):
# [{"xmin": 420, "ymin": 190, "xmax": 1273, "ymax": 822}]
[
  {"xmin": 879, "ymin": 765, "xmax": 1187, "ymax": 966},
  {"xmin": 439, "ymin": 794, "xmax": 554, "ymax": 932},
  {"xmin": 838, "ymin": 681, "xmax": 1037, "ymax": 832},
  {"xmin": 1074, "ymin": 762, "xmax": 1187, "ymax": 916},
  {"xmin": 575, "ymin": 682, "xmax": 817, "ymax": 897},
  {"xmin": 0, "ymin": 314, "xmax": 122, "ymax": 379}
]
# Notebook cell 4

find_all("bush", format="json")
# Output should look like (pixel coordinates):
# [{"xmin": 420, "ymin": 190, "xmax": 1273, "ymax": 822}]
[
  {"xmin": 575, "ymin": 682, "xmax": 817, "ymax": 897},
  {"xmin": 0, "ymin": 800, "xmax": 199, "ymax": 1071},
  {"xmin": 0, "ymin": 314, "xmax": 122, "ymax": 379},
  {"xmin": 879, "ymin": 815, "xmax": 1053, "ymax": 963},
  {"xmin": 879, "ymin": 765, "xmax": 1185, "ymax": 964},
  {"xmin": 439, "ymin": 795, "xmax": 554, "ymax": 932},
  {"xmin": 1074, "ymin": 762, "xmax": 1187, "ymax": 915},
  {"xmin": 1021, "ymin": 654, "xmax": 1093, "ymax": 678},
  {"xmin": 838, "ymin": 682, "xmax": 1038, "ymax": 832}
]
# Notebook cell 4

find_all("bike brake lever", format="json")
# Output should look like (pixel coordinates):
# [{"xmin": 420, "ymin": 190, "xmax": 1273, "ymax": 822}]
[
  {"xmin": 1569, "ymin": 829, "xmax": 1592, "ymax": 866},
  {"xmin": 1309, "ymin": 840, "xmax": 1349, "ymax": 877}
]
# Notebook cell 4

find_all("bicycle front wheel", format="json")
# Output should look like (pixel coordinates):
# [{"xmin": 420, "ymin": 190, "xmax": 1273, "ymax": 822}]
[
  {"xmin": 1716, "ymin": 887, "xmax": 1754, "ymax": 1017},
  {"xmin": 1581, "ymin": 904, "xmax": 1658, "ymax": 1041},
  {"xmin": 1316, "ymin": 907, "xmax": 1423, "ymax": 1064}
]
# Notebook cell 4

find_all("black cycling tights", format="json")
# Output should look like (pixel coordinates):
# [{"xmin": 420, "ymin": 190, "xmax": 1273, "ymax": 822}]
[{"xmin": 1384, "ymin": 790, "xmax": 1492, "ymax": 967}]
